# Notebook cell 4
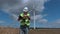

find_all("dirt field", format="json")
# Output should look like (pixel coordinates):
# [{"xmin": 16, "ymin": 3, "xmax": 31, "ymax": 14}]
[{"xmin": 0, "ymin": 27, "xmax": 60, "ymax": 34}]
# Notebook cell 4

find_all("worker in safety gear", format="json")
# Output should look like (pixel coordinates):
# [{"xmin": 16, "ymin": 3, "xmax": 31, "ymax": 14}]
[{"xmin": 18, "ymin": 7, "xmax": 30, "ymax": 34}]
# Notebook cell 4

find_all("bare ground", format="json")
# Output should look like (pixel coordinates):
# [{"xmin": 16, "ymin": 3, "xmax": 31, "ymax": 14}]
[{"xmin": 0, "ymin": 27, "xmax": 60, "ymax": 34}]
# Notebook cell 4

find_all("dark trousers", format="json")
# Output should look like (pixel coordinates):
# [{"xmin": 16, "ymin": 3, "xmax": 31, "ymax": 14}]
[{"xmin": 20, "ymin": 25, "xmax": 29, "ymax": 34}]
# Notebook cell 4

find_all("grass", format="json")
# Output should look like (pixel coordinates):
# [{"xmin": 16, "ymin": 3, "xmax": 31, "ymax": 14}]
[{"xmin": 0, "ymin": 27, "xmax": 60, "ymax": 34}]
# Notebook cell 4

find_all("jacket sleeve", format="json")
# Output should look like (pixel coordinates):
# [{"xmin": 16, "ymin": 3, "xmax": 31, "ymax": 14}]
[
  {"xmin": 18, "ymin": 15, "xmax": 23, "ymax": 21},
  {"xmin": 18, "ymin": 13, "xmax": 23, "ymax": 21}
]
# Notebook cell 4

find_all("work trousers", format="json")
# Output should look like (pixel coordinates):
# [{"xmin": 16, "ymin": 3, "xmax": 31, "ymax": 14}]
[{"xmin": 20, "ymin": 25, "xmax": 29, "ymax": 34}]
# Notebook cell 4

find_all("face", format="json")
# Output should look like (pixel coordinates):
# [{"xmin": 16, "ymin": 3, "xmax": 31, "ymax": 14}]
[{"xmin": 24, "ymin": 11, "xmax": 28, "ymax": 14}]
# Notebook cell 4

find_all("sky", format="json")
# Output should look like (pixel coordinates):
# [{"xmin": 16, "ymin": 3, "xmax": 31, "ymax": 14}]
[{"xmin": 0, "ymin": 0, "xmax": 60, "ymax": 28}]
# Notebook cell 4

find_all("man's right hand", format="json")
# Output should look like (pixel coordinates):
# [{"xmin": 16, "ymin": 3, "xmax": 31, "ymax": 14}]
[{"xmin": 18, "ymin": 19, "xmax": 20, "ymax": 21}]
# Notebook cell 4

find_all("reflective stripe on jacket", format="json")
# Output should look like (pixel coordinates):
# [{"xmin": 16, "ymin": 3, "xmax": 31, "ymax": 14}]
[{"xmin": 20, "ymin": 13, "xmax": 30, "ymax": 26}]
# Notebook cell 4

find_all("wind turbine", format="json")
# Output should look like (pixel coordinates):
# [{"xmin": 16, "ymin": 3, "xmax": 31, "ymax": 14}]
[{"xmin": 33, "ymin": 1, "xmax": 36, "ymax": 29}]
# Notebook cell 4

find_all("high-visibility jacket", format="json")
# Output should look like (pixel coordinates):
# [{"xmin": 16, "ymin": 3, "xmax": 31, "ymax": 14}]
[{"xmin": 20, "ymin": 13, "xmax": 30, "ymax": 26}]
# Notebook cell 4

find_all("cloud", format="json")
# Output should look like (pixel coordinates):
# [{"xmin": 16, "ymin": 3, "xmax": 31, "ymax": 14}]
[
  {"xmin": 9, "ymin": 14, "xmax": 18, "ymax": 21},
  {"xmin": 53, "ymin": 19, "xmax": 60, "ymax": 23},
  {"xmin": 1, "ymin": 0, "xmax": 49, "ymax": 13},
  {"xmin": 31, "ymin": 15, "xmax": 43, "ymax": 20},
  {"xmin": 0, "ymin": 20, "xmax": 6, "ymax": 23},
  {"xmin": 35, "ymin": 19, "xmax": 60, "ymax": 28},
  {"xmin": 39, "ymin": 19, "xmax": 48, "ymax": 23},
  {"xmin": 0, "ymin": 0, "xmax": 49, "ymax": 23},
  {"xmin": 45, "ymin": 19, "xmax": 60, "ymax": 28},
  {"xmin": 31, "ymin": 14, "xmax": 48, "ymax": 23}
]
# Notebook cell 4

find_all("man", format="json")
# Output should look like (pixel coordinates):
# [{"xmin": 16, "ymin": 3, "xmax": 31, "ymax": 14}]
[{"xmin": 18, "ymin": 7, "xmax": 30, "ymax": 34}]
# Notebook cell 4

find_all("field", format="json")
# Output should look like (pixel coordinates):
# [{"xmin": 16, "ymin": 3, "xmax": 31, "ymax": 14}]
[{"xmin": 0, "ymin": 27, "xmax": 60, "ymax": 34}]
